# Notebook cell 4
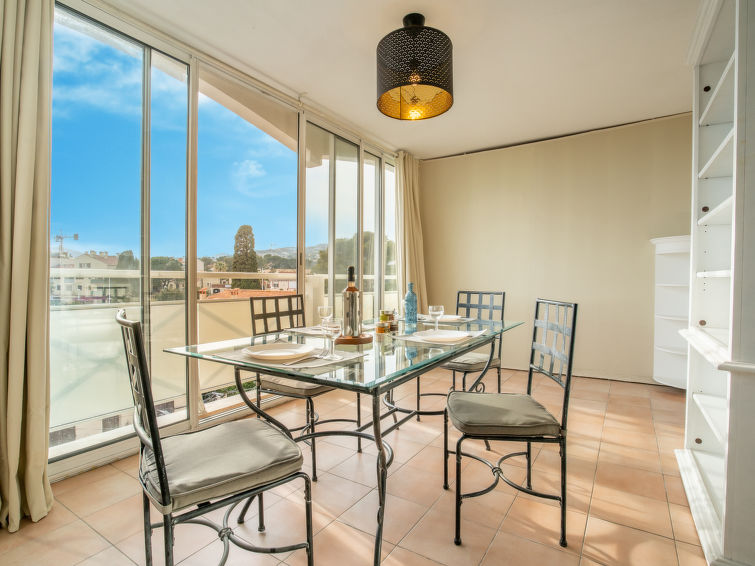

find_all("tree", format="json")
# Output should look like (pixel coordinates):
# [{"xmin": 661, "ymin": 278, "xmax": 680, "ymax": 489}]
[
  {"xmin": 232, "ymin": 224, "xmax": 260, "ymax": 289},
  {"xmin": 116, "ymin": 250, "xmax": 139, "ymax": 270},
  {"xmin": 199, "ymin": 256, "xmax": 215, "ymax": 271},
  {"xmin": 150, "ymin": 256, "xmax": 183, "ymax": 271}
]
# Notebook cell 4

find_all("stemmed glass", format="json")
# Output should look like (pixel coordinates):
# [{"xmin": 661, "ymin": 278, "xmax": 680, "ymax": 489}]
[
  {"xmin": 317, "ymin": 305, "xmax": 333, "ymax": 325},
  {"xmin": 321, "ymin": 317, "xmax": 343, "ymax": 360},
  {"xmin": 428, "ymin": 305, "xmax": 445, "ymax": 331}
]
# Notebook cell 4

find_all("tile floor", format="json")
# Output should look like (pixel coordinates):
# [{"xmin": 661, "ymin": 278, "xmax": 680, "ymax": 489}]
[{"xmin": 0, "ymin": 369, "xmax": 703, "ymax": 566}]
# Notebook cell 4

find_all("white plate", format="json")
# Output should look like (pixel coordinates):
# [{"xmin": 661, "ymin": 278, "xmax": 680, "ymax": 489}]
[
  {"xmin": 439, "ymin": 314, "xmax": 462, "ymax": 322},
  {"xmin": 242, "ymin": 343, "xmax": 316, "ymax": 361},
  {"xmin": 412, "ymin": 330, "xmax": 470, "ymax": 344}
]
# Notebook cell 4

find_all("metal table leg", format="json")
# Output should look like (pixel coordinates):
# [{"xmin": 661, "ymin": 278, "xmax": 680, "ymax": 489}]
[{"xmin": 372, "ymin": 394, "xmax": 388, "ymax": 566}]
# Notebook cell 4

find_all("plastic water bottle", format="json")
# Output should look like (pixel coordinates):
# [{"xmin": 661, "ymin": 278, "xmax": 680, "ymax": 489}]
[{"xmin": 404, "ymin": 282, "xmax": 417, "ymax": 326}]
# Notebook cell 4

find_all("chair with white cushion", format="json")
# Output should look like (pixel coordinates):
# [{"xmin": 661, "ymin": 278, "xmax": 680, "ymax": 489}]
[
  {"xmin": 116, "ymin": 310, "xmax": 313, "ymax": 566},
  {"xmin": 443, "ymin": 298, "xmax": 577, "ymax": 548}
]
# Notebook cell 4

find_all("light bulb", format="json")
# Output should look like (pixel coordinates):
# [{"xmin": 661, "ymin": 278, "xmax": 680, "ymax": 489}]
[{"xmin": 409, "ymin": 109, "xmax": 422, "ymax": 120}]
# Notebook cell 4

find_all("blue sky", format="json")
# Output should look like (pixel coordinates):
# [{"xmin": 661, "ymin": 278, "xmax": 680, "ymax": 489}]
[{"xmin": 51, "ymin": 14, "xmax": 298, "ymax": 259}]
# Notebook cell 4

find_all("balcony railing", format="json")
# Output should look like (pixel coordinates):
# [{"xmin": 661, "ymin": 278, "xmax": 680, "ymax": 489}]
[{"xmin": 48, "ymin": 268, "xmax": 398, "ymax": 458}]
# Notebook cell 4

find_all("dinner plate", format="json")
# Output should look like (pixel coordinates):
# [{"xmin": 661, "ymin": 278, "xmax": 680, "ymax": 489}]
[
  {"xmin": 242, "ymin": 343, "xmax": 316, "ymax": 361},
  {"xmin": 412, "ymin": 329, "xmax": 470, "ymax": 343},
  {"xmin": 439, "ymin": 314, "xmax": 462, "ymax": 322}
]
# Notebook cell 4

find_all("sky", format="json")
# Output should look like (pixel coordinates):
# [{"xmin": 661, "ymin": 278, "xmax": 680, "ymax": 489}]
[{"xmin": 51, "ymin": 11, "xmax": 298, "ymax": 259}]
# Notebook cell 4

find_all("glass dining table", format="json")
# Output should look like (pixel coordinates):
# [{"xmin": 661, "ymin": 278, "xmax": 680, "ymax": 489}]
[{"xmin": 166, "ymin": 318, "xmax": 523, "ymax": 565}]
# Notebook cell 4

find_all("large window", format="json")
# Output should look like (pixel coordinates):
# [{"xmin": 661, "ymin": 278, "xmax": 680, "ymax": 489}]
[
  {"xmin": 195, "ymin": 66, "xmax": 299, "ymax": 413},
  {"xmin": 50, "ymin": 3, "xmax": 398, "ymax": 465},
  {"xmin": 50, "ymin": 8, "xmax": 188, "ymax": 457}
]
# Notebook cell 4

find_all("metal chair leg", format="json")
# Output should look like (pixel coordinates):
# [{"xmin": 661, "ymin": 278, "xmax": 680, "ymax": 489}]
[
  {"xmin": 560, "ymin": 438, "xmax": 567, "ymax": 548},
  {"xmin": 497, "ymin": 367, "xmax": 501, "ymax": 393},
  {"xmin": 258, "ymin": 492, "xmax": 265, "ymax": 532},
  {"xmin": 142, "ymin": 492, "xmax": 153, "ymax": 566},
  {"xmin": 307, "ymin": 397, "xmax": 318, "ymax": 481},
  {"xmin": 416, "ymin": 376, "xmax": 421, "ymax": 421},
  {"xmin": 356, "ymin": 393, "xmax": 362, "ymax": 452},
  {"xmin": 304, "ymin": 475, "xmax": 314, "ymax": 566},
  {"xmin": 454, "ymin": 437, "xmax": 464, "ymax": 546},
  {"xmin": 452, "ymin": 370, "xmax": 456, "ymax": 391},
  {"xmin": 256, "ymin": 378, "xmax": 262, "ymax": 418},
  {"xmin": 443, "ymin": 409, "xmax": 449, "ymax": 489},
  {"xmin": 236, "ymin": 495, "xmax": 254, "ymax": 524},
  {"xmin": 526, "ymin": 441, "xmax": 532, "ymax": 489},
  {"xmin": 163, "ymin": 515, "xmax": 174, "ymax": 566}
]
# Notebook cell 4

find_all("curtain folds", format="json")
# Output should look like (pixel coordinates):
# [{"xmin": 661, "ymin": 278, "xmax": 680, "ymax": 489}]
[
  {"xmin": 396, "ymin": 150, "xmax": 428, "ymax": 314},
  {"xmin": 0, "ymin": 0, "xmax": 55, "ymax": 532}
]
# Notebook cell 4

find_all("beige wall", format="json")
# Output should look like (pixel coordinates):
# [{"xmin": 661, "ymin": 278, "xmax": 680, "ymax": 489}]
[{"xmin": 419, "ymin": 114, "xmax": 692, "ymax": 382}]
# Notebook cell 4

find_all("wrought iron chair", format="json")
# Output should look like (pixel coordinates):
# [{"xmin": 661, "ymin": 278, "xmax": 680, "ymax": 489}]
[
  {"xmin": 441, "ymin": 290, "xmax": 506, "ymax": 392},
  {"xmin": 116, "ymin": 310, "xmax": 313, "ymax": 566},
  {"xmin": 443, "ymin": 299, "xmax": 578, "ymax": 548},
  {"xmin": 247, "ymin": 294, "xmax": 361, "ymax": 480}
]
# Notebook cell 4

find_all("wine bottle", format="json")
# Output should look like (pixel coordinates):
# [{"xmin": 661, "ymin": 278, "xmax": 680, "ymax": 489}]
[
  {"xmin": 404, "ymin": 282, "xmax": 417, "ymax": 326},
  {"xmin": 342, "ymin": 266, "xmax": 361, "ymax": 337}
]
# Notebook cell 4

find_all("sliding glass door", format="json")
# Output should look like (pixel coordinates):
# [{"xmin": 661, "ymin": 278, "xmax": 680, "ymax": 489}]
[
  {"xmin": 50, "ymin": 2, "xmax": 397, "ymax": 466},
  {"xmin": 50, "ymin": 7, "xmax": 189, "ymax": 458}
]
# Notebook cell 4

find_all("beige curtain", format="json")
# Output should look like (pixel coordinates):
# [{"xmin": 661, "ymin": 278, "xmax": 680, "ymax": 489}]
[
  {"xmin": 0, "ymin": 0, "xmax": 54, "ymax": 532},
  {"xmin": 396, "ymin": 150, "xmax": 428, "ymax": 314}
]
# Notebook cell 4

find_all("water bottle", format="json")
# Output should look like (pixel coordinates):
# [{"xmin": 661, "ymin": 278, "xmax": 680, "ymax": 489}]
[{"xmin": 404, "ymin": 282, "xmax": 417, "ymax": 326}]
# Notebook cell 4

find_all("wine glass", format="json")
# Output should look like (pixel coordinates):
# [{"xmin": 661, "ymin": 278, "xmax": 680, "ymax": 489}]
[
  {"xmin": 428, "ymin": 305, "xmax": 445, "ymax": 331},
  {"xmin": 321, "ymin": 318, "xmax": 343, "ymax": 360},
  {"xmin": 317, "ymin": 305, "xmax": 333, "ymax": 325}
]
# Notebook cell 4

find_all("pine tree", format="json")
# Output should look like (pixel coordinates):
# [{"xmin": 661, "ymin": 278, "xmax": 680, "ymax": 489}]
[{"xmin": 232, "ymin": 225, "xmax": 260, "ymax": 289}]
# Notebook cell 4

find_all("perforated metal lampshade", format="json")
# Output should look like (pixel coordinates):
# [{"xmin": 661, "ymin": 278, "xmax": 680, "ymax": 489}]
[{"xmin": 377, "ymin": 13, "xmax": 453, "ymax": 120}]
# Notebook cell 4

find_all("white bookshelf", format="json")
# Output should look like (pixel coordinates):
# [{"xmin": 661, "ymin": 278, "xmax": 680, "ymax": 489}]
[
  {"xmin": 679, "ymin": 1, "xmax": 755, "ymax": 565},
  {"xmin": 651, "ymin": 236, "xmax": 690, "ymax": 389}
]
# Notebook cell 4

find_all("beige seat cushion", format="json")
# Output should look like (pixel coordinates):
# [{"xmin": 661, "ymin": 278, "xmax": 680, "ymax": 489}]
[
  {"xmin": 442, "ymin": 352, "xmax": 500, "ymax": 372},
  {"xmin": 260, "ymin": 375, "xmax": 333, "ymax": 397},
  {"xmin": 447, "ymin": 391, "xmax": 561, "ymax": 437},
  {"xmin": 140, "ymin": 418, "xmax": 302, "ymax": 514}
]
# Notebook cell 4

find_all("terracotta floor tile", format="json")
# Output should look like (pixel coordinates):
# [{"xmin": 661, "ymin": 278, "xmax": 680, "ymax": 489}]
[
  {"xmin": 582, "ymin": 516, "xmax": 678, "ymax": 566},
  {"xmin": 382, "ymin": 545, "xmax": 445, "ymax": 566},
  {"xmin": 284, "ymin": 520, "xmax": 394, "ymax": 566},
  {"xmin": 111, "ymin": 454, "xmax": 140, "ymax": 478},
  {"xmin": 0, "ymin": 520, "xmax": 110, "ymax": 566},
  {"xmin": 498, "ymin": 497, "xmax": 587, "ymax": 554},
  {"xmin": 676, "ymin": 541, "xmax": 707, "ymax": 566},
  {"xmin": 661, "ymin": 451, "xmax": 681, "ymax": 477},
  {"xmin": 481, "ymin": 531, "xmax": 580, "ymax": 566},
  {"xmin": 339, "ymin": 490, "xmax": 428, "ymax": 545},
  {"xmin": 233, "ymin": 491, "xmax": 332, "ymax": 562},
  {"xmin": 387, "ymin": 463, "xmax": 446, "ymax": 507},
  {"xmin": 664, "ymin": 474, "xmax": 689, "ymax": 506},
  {"xmin": 55, "ymin": 469, "xmax": 141, "ymax": 517},
  {"xmin": 178, "ymin": 539, "xmax": 280, "ymax": 565},
  {"xmin": 669, "ymin": 503, "xmax": 700, "ymax": 545},
  {"xmin": 601, "ymin": 427, "xmax": 658, "ymax": 453},
  {"xmin": 609, "ymin": 381, "xmax": 655, "ymax": 398},
  {"xmin": 83, "ymin": 493, "xmax": 154, "ymax": 544},
  {"xmin": 593, "ymin": 461, "xmax": 667, "ymax": 502},
  {"xmin": 521, "ymin": 468, "xmax": 593, "ymax": 514},
  {"xmin": 597, "ymin": 442, "xmax": 661, "ymax": 474},
  {"xmin": 292, "ymin": 471, "xmax": 371, "ymax": 521},
  {"xmin": 603, "ymin": 415, "xmax": 656, "ymax": 435},
  {"xmin": 298, "ymin": 439, "xmax": 355, "ymax": 472},
  {"xmin": 0, "ymin": 502, "xmax": 77, "ymax": 554},
  {"xmin": 533, "ymin": 449, "xmax": 596, "ymax": 490},
  {"xmin": 589, "ymin": 491, "xmax": 672, "ymax": 538},
  {"xmin": 399, "ymin": 506, "xmax": 498, "ymax": 566},
  {"xmin": 51, "ymin": 465, "xmax": 122, "ymax": 497},
  {"xmin": 116, "ymin": 520, "xmax": 218, "ymax": 566},
  {"xmin": 77, "ymin": 546, "xmax": 136, "ymax": 565},
  {"xmin": 431, "ymin": 484, "xmax": 515, "ymax": 531}
]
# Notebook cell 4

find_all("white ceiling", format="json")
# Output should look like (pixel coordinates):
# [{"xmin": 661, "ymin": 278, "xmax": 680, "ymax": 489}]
[{"xmin": 106, "ymin": 0, "xmax": 700, "ymax": 160}]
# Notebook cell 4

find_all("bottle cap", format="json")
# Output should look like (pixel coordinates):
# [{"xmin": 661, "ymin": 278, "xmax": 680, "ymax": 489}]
[{"xmin": 347, "ymin": 266, "xmax": 355, "ymax": 281}]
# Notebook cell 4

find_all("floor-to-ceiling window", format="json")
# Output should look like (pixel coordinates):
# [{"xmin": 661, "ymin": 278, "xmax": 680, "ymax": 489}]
[
  {"xmin": 50, "ymin": 7, "xmax": 188, "ymax": 457},
  {"xmin": 50, "ymin": 2, "xmax": 398, "ymax": 466},
  {"xmin": 195, "ymin": 65, "xmax": 299, "ymax": 415}
]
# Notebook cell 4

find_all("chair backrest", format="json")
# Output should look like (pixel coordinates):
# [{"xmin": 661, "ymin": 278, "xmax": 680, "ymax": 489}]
[
  {"xmin": 250, "ymin": 294, "xmax": 306, "ymax": 336},
  {"xmin": 526, "ymin": 299, "xmax": 578, "ymax": 429},
  {"xmin": 116, "ymin": 309, "xmax": 171, "ymax": 507},
  {"xmin": 456, "ymin": 290, "xmax": 505, "ymax": 357}
]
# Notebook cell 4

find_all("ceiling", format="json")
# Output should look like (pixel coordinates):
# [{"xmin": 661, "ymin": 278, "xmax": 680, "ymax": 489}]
[{"xmin": 106, "ymin": 0, "xmax": 701, "ymax": 160}]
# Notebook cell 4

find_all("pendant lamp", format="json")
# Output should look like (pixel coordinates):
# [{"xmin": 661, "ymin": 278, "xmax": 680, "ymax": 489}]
[{"xmin": 376, "ymin": 13, "xmax": 453, "ymax": 120}]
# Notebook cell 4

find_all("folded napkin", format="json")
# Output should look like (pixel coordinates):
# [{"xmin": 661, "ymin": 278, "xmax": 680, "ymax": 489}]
[{"xmin": 285, "ymin": 326, "xmax": 326, "ymax": 336}]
